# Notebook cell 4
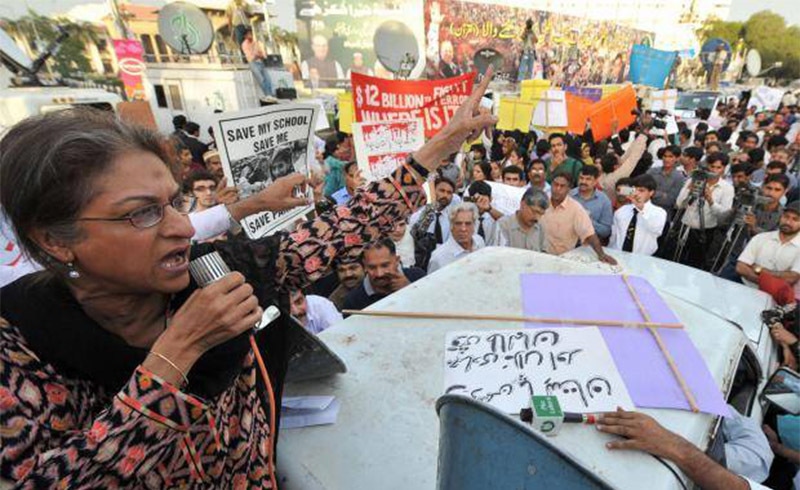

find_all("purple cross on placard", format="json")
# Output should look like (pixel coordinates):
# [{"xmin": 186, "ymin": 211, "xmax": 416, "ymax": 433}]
[{"xmin": 520, "ymin": 273, "xmax": 729, "ymax": 416}]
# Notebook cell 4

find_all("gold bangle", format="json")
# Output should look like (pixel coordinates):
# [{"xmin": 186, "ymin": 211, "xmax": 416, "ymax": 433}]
[{"xmin": 148, "ymin": 350, "xmax": 189, "ymax": 387}]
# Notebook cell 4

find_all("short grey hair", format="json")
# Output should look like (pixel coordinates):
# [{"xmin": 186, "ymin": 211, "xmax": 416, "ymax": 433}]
[
  {"xmin": 449, "ymin": 202, "xmax": 479, "ymax": 226},
  {"xmin": 521, "ymin": 188, "xmax": 549, "ymax": 210},
  {"xmin": 0, "ymin": 108, "xmax": 170, "ymax": 276}
]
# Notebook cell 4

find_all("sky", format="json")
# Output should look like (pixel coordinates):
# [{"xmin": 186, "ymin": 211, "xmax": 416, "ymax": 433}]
[{"xmin": 1, "ymin": 0, "xmax": 796, "ymax": 27}]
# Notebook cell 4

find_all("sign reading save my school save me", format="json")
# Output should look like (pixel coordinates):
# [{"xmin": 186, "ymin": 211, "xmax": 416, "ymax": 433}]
[
  {"xmin": 213, "ymin": 104, "xmax": 319, "ymax": 239},
  {"xmin": 351, "ymin": 72, "xmax": 475, "ymax": 139}
]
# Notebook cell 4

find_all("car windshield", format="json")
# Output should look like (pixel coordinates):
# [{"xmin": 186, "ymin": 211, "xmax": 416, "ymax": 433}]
[{"xmin": 676, "ymin": 93, "xmax": 718, "ymax": 111}]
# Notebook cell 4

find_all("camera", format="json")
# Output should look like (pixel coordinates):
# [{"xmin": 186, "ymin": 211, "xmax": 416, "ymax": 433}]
[
  {"xmin": 762, "ymin": 303, "xmax": 796, "ymax": 326},
  {"xmin": 687, "ymin": 165, "xmax": 713, "ymax": 202}
]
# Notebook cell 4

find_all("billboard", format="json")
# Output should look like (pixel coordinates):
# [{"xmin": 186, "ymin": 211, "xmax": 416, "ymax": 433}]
[
  {"xmin": 295, "ymin": 0, "xmax": 426, "ymax": 88},
  {"xmin": 423, "ymin": 0, "xmax": 650, "ymax": 86}
]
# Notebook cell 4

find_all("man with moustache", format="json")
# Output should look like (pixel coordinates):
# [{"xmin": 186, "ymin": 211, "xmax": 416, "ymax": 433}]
[
  {"xmin": 328, "ymin": 257, "xmax": 366, "ymax": 310},
  {"xmin": 343, "ymin": 238, "xmax": 426, "ymax": 312}
]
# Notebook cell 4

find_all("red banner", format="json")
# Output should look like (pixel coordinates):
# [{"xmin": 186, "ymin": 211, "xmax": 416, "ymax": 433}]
[
  {"xmin": 112, "ymin": 39, "xmax": 146, "ymax": 100},
  {"xmin": 351, "ymin": 72, "xmax": 475, "ymax": 139}
]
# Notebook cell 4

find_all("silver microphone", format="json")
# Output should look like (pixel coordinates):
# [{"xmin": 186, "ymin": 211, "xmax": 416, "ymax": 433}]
[{"xmin": 188, "ymin": 251, "xmax": 280, "ymax": 331}]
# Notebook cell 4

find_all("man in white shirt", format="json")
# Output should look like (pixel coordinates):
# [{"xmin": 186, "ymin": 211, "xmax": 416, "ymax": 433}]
[
  {"xmin": 289, "ymin": 289, "xmax": 343, "ymax": 335},
  {"xmin": 675, "ymin": 151, "xmax": 735, "ymax": 269},
  {"xmin": 736, "ymin": 202, "xmax": 800, "ymax": 296},
  {"xmin": 428, "ymin": 202, "xmax": 485, "ymax": 273},
  {"xmin": 609, "ymin": 174, "xmax": 667, "ymax": 256}
]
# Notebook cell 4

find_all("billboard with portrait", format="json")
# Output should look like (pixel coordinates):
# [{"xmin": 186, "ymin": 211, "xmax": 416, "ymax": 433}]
[
  {"xmin": 295, "ymin": 0, "xmax": 426, "ymax": 88},
  {"xmin": 423, "ymin": 0, "xmax": 650, "ymax": 86}
]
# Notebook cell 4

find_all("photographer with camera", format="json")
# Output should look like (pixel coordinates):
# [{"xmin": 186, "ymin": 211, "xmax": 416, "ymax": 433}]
[{"xmin": 672, "ymin": 152, "xmax": 734, "ymax": 270}]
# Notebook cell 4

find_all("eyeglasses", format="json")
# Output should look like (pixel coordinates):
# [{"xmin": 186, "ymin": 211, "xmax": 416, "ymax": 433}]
[{"xmin": 77, "ymin": 195, "xmax": 189, "ymax": 229}]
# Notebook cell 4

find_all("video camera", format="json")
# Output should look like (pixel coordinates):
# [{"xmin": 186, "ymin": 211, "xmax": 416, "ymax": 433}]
[
  {"xmin": 646, "ymin": 109, "xmax": 669, "ymax": 130},
  {"xmin": 687, "ymin": 164, "xmax": 713, "ymax": 202},
  {"xmin": 734, "ymin": 185, "xmax": 772, "ymax": 216}
]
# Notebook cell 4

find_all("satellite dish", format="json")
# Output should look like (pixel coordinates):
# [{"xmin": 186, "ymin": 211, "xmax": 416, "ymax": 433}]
[
  {"xmin": 745, "ymin": 49, "xmax": 762, "ymax": 77},
  {"xmin": 699, "ymin": 38, "xmax": 731, "ymax": 73},
  {"xmin": 0, "ymin": 28, "xmax": 33, "ymax": 72},
  {"xmin": 157, "ymin": 2, "xmax": 214, "ymax": 55},
  {"xmin": 473, "ymin": 47, "xmax": 503, "ymax": 75},
  {"xmin": 373, "ymin": 20, "xmax": 419, "ymax": 74}
]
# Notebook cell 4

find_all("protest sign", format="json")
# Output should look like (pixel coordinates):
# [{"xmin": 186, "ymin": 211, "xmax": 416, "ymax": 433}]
[
  {"xmin": 565, "ymin": 86, "xmax": 602, "ymax": 103},
  {"xmin": 214, "ymin": 104, "xmax": 319, "ymax": 239},
  {"xmin": 351, "ymin": 72, "xmax": 474, "ymax": 139},
  {"xmin": 444, "ymin": 327, "xmax": 634, "ymax": 414},
  {"xmin": 532, "ymin": 89, "xmax": 568, "ymax": 129},
  {"xmin": 600, "ymin": 84, "xmax": 625, "ymax": 98},
  {"xmin": 112, "ymin": 39, "xmax": 146, "ymax": 100},
  {"xmin": 497, "ymin": 98, "xmax": 535, "ymax": 132},
  {"xmin": 628, "ymin": 44, "xmax": 677, "ymax": 89},
  {"xmin": 748, "ymin": 85, "xmax": 785, "ymax": 112},
  {"xmin": 648, "ymin": 89, "xmax": 678, "ymax": 113},
  {"xmin": 587, "ymin": 84, "xmax": 637, "ymax": 142},
  {"xmin": 352, "ymin": 119, "xmax": 425, "ymax": 181},
  {"xmin": 566, "ymin": 93, "xmax": 593, "ymax": 135},
  {"xmin": 486, "ymin": 181, "xmax": 527, "ymax": 215},
  {"xmin": 337, "ymin": 93, "xmax": 355, "ymax": 134}
]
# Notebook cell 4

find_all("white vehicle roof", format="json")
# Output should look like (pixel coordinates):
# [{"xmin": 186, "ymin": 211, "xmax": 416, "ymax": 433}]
[
  {"xmin": 0, "ymin": 87, "xmax": 121, "ymax": 131},
  {"xmin": 279, "ymin": 247, "xmax": 765, "ymax": 490}
]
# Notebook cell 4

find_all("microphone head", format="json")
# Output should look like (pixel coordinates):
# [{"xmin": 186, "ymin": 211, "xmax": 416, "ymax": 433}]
[{"xmin": 189, "ymin": 251, "xmax": 232, "ymax": 287}]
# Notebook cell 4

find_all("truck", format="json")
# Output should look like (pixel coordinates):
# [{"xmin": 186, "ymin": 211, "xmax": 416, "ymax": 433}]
[{"xmin": 0, "ymin": 26, "xmax": 121, "ymax": 132}]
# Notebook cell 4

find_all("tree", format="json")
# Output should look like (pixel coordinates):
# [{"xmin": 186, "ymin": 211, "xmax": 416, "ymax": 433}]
[
  {"xmin": 0, "ymin": 10, "xmax": 98, "ymax": 78},
  {"xmin": 696, "ymin": 10, "xmax": 800, "ymax": 80},
  {"xmin": 698, "ymin": 19, "xmax": 744, "ymax": 46}
]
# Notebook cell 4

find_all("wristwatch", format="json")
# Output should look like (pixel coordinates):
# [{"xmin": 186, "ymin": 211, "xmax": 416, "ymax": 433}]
[{"xmin": 753, "ymin": 265, "xmax": 763, "ymax": 275}]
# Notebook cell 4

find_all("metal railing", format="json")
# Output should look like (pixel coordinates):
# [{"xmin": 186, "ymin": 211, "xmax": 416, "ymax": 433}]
[{"xmin": 142, "ymin": 52, "xmax": 248, "ymax": 66}]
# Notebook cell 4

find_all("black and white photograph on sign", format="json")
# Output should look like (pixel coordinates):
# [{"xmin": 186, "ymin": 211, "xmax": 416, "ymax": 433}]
[
  {"xmin": 214, "ymin": 104, "xmax": 320, "ymax": 239},
  {"xmin": 229, "ymin": 139, "xmax": 309, "ymax": 198}
]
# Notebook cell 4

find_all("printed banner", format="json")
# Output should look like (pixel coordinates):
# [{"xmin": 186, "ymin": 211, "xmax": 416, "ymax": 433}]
[
  {"xmin": 295, "ymin": 0, "xmax": 425, "ymax": 88},
  {"xmin": 628, "ymin": 44, "xmax": 677, "ymax": 89},
  {"xmin": 587, "ymin": 84, "xmax": 637, "ymax": 142},
  {"xmin": 214, "ymin": 104, "xmax": 319, "ymax": 239},
  {"xmin": 351, "ymin": 71, "xmax": 474, "ymax": 139},
  {"xmin": 352, "ymin": 119, "xmax": 425, "ymax": 181},
  {"xmin": 444, "ymin": 327, "xmax": 634, "ymax": 414},
  {"xmin": 112, "ymin": 39, "xmax": 146, "ymax": 100},
  {"xmin": 424, "ymin": 0, "xmax": 649, "ymax": 85}
]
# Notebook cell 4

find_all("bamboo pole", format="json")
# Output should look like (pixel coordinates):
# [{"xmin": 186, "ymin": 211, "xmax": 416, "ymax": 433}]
[
  {"xmin": 341, "ymin": 309, "xmax": 684, "ymax": 330},
  {"xmin": 621, "ymin": 275, "xmax": 699, "ymax": 413}
]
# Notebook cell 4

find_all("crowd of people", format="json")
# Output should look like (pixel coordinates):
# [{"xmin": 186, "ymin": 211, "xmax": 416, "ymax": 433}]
[{"xmin": 0, "ymin": 66, "xmax": 799, "ymax": 488}]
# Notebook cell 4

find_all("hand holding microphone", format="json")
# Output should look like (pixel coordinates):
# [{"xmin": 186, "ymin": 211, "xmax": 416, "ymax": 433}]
[{"xmin": 144, "ymin": 253, "xmax": 263, "ymax": 386}]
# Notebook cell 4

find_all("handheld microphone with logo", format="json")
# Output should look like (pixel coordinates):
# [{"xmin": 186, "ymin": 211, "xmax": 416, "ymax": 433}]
[{"xmin": 188, "ymin": 251, "xmax": 280, "ymax": 330}]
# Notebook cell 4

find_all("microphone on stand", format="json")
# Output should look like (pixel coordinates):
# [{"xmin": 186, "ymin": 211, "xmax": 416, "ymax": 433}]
[{"xmin": 188, "ymin": 251, "xmax": 281, "ymax": 330}]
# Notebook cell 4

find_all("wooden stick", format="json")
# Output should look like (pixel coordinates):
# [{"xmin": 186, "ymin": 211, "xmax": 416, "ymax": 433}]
[
  {"xmin": 621, "ymin": 275, "xmax": 699, "ymax": 413},
  {"xmin": 341, "ymin": 309, "xmax": 684, "ymax": 330}
]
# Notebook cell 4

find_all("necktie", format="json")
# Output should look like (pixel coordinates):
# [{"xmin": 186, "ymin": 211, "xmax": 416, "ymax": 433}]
[
  {"xmin": 478, "ymin": 215, "xmax": 486, "ymax": 240},
  {"xmin": 434, "ymin": 211, "xmax": 444, "ymax": 244},
  {"xmin": 622, "ymin": 208, "xmax": 638, "ymax": 253}
]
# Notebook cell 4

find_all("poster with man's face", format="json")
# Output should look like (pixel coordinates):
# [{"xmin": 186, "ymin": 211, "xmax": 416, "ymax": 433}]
[{"xmin": 213, "ymin": 104, "xmax": 320, "ymax": 239}]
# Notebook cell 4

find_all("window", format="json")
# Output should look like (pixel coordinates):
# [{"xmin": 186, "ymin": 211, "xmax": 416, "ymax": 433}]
[
  {"xmin": 167, "ymin": 84, "xmax": 183, "ymax": 111},
  {"xmin": 155, "ymin": 35, "xmax": 171, "ymax": 62},
  {"xmin": 153, "ymin": 84, "xmax": 168, "ymax": 108},
  {"xmin": 140, "ymin": 34, "xmax": 155, "ymax": 56}
]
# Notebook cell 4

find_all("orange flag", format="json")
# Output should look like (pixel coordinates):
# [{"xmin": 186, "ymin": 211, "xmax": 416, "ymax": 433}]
[
  {"xmin": 566, "ymin": 93, "xmax": 593, "ymax": 135},
  {"xmin": 587, "ymin": 84, "xmax": 638, "ymax": 142}
]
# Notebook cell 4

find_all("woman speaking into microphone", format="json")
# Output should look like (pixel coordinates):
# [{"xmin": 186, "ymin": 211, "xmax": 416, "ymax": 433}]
[{"xmin": 0, "ymin": 72, "xmax": 495, "ymax": 488}]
